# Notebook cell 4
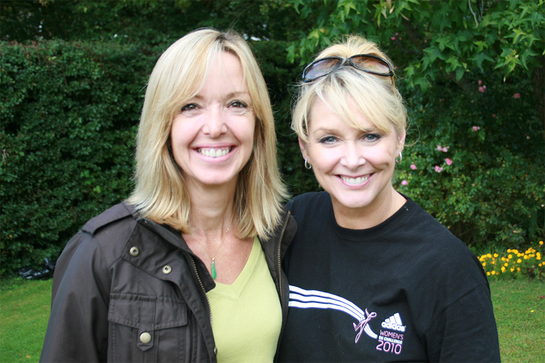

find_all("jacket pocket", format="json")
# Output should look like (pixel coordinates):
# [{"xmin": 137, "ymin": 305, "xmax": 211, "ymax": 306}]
[{"xmin": 108, "ymin": 293, "xmax": 188, "ymax": 362}]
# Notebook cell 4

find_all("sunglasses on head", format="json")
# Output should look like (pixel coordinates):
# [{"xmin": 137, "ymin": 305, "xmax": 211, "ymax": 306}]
[{"xmin": 302, "ymin": 54, "xmax": 394, "ymax": 83}]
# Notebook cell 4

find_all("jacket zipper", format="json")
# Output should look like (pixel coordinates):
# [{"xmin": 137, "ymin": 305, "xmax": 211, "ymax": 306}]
[
  {"xmin": 189, "ymin": 255, "xmax": 216, "ymax": 360},
  {"xmin": 277, "ymin": 211, "xmax": 290, "ymax": 305}
]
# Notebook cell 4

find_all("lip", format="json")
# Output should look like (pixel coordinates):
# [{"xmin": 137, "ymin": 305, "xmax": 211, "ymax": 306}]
[{"xmin": 337, "ymin": 173, "xmax": 373, "ymax": 187}]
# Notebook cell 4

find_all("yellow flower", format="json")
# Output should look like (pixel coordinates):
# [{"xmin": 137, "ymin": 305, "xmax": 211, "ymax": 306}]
[
  {"xmin": 508, "ymin": 254, "xmax": 513, "ymax": 259},
  {"xmin": 517, "ymin": 268, "xmax": 521, "ymax": 272},
  {"xmin": 491, "ymin": 271, "xmax": 496, "ymax": 275},
  {"xmin": 482, "ymin": 262, "xmax": 487, "ymax": 267},
  {"xmin": 539, "ymin": 241, "xmax": 543, "ymax": 245},
  {"xmin": 501, "ymin": 267, "xmax": 506, "ymax": 273},
  {"xmin": 504, "ymin": 263, "xmax": 509, "ymax": 267},
  {"xmin": 537, "ymin": 253, "xmax": 541, "ymax": 260},
  {"xmin": 486, "ymin": 272, "xmax": 490, "ymax": 276},
  {"xmin": 517, "ymin": 259, "xmax": 522, "ymax": 263},
  {"xmin": 494, "ymin": 253, "xmax": 499, "ymax": 258},
  {"xmin": 510, "ymin": 268, "xmax": 515, "ymax": 272}
]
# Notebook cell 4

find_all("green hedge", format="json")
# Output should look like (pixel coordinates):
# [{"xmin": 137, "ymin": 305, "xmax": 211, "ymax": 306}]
[
  {"xmin": 1, "ymin": 39, "xmax": 544, "ymax": 277},
  {"xmin": 1, "ymin": 40, "xmax": 154, "ymax": 275}
]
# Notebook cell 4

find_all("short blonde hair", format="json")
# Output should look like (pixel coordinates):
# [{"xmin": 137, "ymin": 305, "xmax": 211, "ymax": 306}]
[
  {"xmin": 130, "ymin": 28, "xmax": 288, "ymax": 239},
  {"xmin": 293, "ymin": 35, "xmax": 407, "ymax": 142}
]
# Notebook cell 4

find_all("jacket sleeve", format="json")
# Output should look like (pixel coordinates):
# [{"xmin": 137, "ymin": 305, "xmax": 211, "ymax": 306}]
[
  {"xmin": 40, "ymin": 231, "xmax": 111, "ymax": 363},
  {"xmin": 424, "ymin": 283, "xmax": 501, "ymax": 362}
]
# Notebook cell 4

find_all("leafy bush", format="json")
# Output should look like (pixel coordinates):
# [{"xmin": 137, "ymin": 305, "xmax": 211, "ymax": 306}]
[
  {"xmin": 396, "ymin": 70, "xmax": 545, "ymax": 250},
  {"xmin": 0, "ymin": 40, "xmax": 155, "ymax": 276}
]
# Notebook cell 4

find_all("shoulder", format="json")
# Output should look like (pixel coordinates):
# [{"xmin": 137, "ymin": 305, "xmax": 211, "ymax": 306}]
[
  {"xmin": 287, "ymin": 192, "xmax": 330, "ymax": 216},
  {"xmin": 61, "ymin": 202, "xmax": 138, "ymax": 265},
  {"xmin": 81, "ymin": 201, "xmax": 137, "ymax": 236},
  {"xmin": 399, "ymin": 198, "xmax": 487, "ymax": 286},
  {"xmin": 399, "ymin": 198, "xmax": 462, "ymax": 246}
]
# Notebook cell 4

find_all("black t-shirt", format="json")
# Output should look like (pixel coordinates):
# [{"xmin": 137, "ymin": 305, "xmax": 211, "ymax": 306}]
[{"xmin": 278, "ymin": 192, "xmax": 500, "ymax": 362}]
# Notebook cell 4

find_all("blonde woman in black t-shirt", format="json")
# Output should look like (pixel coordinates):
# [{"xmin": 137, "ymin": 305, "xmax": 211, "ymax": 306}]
[{"xmin": 278, "ymin": 36, "xmax": 500, "ymax": 362}]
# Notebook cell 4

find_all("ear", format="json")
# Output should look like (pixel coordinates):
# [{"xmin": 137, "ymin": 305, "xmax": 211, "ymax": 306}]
[
  {"xmin": 397, "ymin": 129, "xmax": 406, "ymax": 154},
  {"xmin": 298, "ymin": 137, "xmax": 309, "ymax": 161}
]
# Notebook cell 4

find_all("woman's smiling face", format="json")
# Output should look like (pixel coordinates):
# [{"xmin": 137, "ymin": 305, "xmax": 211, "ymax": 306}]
[
  {"xmin": 300, "ymin": 96, "xmax": 405, "ymax": 223},
  {"xmin": 170, "ymin": 51, "xmax": 255, "ymax": 192}
]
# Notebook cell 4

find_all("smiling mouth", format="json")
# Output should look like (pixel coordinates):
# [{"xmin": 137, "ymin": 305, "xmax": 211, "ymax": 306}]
[
  {"xmin": 197, "ymin": 147, "xmax": 232, "ymax": 158},
  {"xmin": 340, "ymin": 175, "xmax": 370, "ymax": 185}
]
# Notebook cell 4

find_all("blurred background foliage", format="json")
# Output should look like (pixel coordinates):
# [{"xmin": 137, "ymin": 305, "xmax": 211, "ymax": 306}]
[{"xmin": 1, "ymin": 0, "xmax": 544, "ymax": 276}]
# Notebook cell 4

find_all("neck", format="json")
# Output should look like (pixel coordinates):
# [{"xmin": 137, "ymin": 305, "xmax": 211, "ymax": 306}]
[
  {"xmin": 186, "ymin": 179, "xmax": 238, "ymax": 236},
  {"xmin": 332, "ymin": 186, "xmax": 406, "ymax": 230}
]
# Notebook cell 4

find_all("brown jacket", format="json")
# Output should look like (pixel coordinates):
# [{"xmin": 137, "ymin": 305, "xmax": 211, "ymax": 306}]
[{"xmin": 40, "ymin": 201, "xmax": 296, "ymax": 362}]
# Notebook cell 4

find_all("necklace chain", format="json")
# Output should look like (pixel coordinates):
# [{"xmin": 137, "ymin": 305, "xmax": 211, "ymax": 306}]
[{"xmin": 191, "ymin": 219, "xmax": 233, "ymax": 280}]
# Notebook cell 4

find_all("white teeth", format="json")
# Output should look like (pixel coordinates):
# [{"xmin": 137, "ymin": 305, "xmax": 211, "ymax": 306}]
[
  {"xmin": 340, "ymin": 175, "xmax": 369, "ymax": 185},
  {"xmin": 198, "ymin": 147, "xmax": 231, "ymax": 158}
]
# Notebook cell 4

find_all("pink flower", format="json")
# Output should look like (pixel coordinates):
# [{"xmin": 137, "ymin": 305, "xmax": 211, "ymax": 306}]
[
  {"xmin": 401, "ymin": 180, "xmax": 409, "ymax": 186},
  {"xmin": 513, "ymin": 93, "xmax": 521, "ymax": 99},
  {"xmin": 472, "ymin": 126, "xmax": 481, "ymax": 132},
  {"xmin": 434, "ymin": 166, "xmax": 443, "ymax": 173},
  {"xmin": 445, "ymin": 158, "xmax": 453, "ymax": 165},
  {"xmin": 479, "ymin": 86, "xmax": 485, "ymax": 93},
  {"xmin": 437, "ymin": 145, "xmax": 449, "ymax": 152},
  {"xmin": 391, "ymin": 36, "xmax": 396, "ymax": 41},
  {"xmin": 410, "ymin": 163, "xmax": 417, "ymax": 170},
  {"xmin": 478, "ymin": 80, "xmax": 482, "ymax": 85}
]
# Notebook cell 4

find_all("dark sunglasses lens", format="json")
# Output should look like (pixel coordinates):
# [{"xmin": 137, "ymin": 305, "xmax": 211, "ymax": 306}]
[
  {"xmin": 351, "ymin": 56, "xmax": 391, "ymax": 75},
  {"xmin": 304, "ymin": 58, "xmax": 342, "ymax": 80}
]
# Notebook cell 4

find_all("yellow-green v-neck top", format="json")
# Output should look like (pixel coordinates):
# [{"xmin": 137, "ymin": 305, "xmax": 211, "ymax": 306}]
[{"xmin": 206, "ymin": 236, "xmax": 282, "ymax": 363}]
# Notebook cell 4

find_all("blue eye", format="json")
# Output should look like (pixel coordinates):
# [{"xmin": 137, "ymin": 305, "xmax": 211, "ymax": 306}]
[
  {"xmin": 363, "ymin": 134, "xmax": 381, "ymax": 142},
  {"xmin": 319, "ymin": 136, "xmax": 338, "ymax": 144}
]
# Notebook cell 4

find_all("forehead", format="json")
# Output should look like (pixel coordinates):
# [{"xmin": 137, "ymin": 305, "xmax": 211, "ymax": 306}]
[
  {"xmin": 200, "ymin": 51, "xmax": 247, "ymax": 89},
  {"xmin": 309, "ymin": 95, "xmax": 392, "ymax": 134}
]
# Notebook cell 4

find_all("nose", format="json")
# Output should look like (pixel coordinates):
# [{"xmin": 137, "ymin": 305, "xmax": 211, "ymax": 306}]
[
  {"xmin": 339, "ymin": 142, "xmax": 365, "ymax": 169},
  {"xmin": 202, "ymin": 105, "xmax": 227, "ymax": 138}
]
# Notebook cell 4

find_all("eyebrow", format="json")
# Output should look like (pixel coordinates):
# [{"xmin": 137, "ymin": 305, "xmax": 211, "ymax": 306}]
[
  {"xmin": 190, "ymin": 91, "xmax": 251, "ymax": 101},
  {"xmin": 311, "ymin": 126, "xmax": 376, "ymax": 135}
]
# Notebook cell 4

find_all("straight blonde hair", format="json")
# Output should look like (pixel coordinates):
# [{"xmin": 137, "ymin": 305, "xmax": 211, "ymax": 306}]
[
  {"xmin": 129, "ymin": 28, "xmax": 288, "ymax": 239},
  {"xmin": 293, "ymin": 35, "xmax": 407, "ymax": 141}
]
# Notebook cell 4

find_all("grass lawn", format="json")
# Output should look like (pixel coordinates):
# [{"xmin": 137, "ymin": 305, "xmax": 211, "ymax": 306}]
[
  {"xmin": 1, "ymin": 278, "xmax": 544, "ymax": 362},
  {"xmin": 0, "ymin": 279, "xmax": 52, "ymax": 362},
  {"xmin": 490, "ymin": 279, "xmax": 545, "ymax": 362}
]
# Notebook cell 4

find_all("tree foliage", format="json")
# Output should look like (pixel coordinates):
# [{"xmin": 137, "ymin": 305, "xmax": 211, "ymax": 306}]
[{"xmin": 288, "ymin": 0, "xmax": 545, "ymax": 87}]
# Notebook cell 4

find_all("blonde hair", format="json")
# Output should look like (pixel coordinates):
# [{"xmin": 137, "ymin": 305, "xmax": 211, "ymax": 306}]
[
  {"xmin": 129, "ymin": 28, "xmax": 288, "ymax": 239},
  {"xmin": 293, "ymin": 35, "xmax": 407, "ymax": 142}
]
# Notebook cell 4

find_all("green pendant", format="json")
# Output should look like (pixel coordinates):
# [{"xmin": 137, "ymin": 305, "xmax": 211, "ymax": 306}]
[{"xmin": 211, "ymin": 259, "xmax": 217, "ymax": 279}]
